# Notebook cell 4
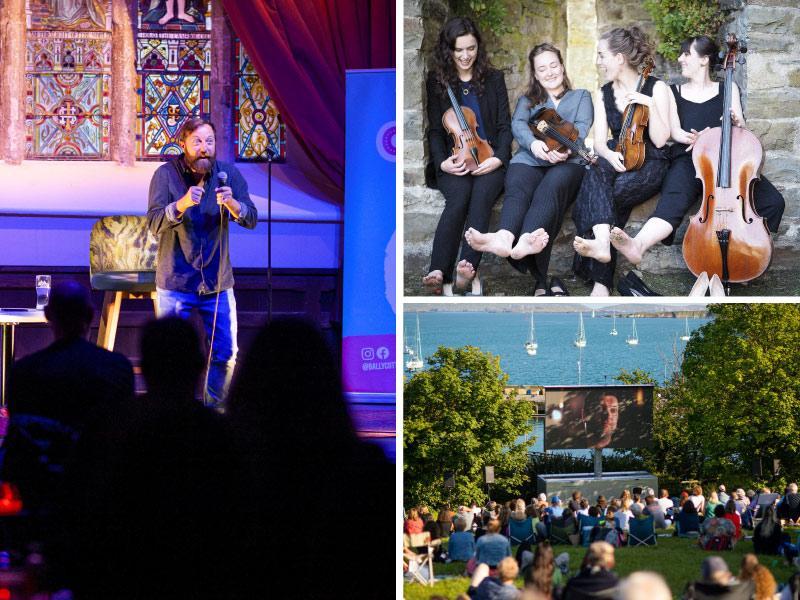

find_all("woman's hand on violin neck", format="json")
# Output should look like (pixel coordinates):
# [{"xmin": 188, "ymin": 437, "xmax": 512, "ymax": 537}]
[
  {"xmin": 441, "ymin": 156, "xmax": 469, "ymax": 176},
  {"xmin": 624, "ymin": 91, "xmax": 652, "ymax": 108},
  {"xmin": 605, "ymin": 151, "xmax": 627, "ymax": 173},
  {"xmin": 472, "ymin": 156, "xmax": 502, "ymax": 176}
]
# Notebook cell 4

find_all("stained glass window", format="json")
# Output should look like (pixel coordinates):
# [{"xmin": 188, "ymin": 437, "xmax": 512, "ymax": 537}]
[
  {"xmin": 135, "ymin": 0, "xmax": 211, "ymax": 159},
  {"xmin": 25, "ymin": 0, "xmax": 112, "ymax": 159},
  {"xmin": 235, "ymin": 40, "xmax": 286, "ymax": 161}
]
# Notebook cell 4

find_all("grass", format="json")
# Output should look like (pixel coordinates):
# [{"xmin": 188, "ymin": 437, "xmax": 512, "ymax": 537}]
[{"xmin": 404, "ymin": 534, "xmax": 798, "ymax": 600}]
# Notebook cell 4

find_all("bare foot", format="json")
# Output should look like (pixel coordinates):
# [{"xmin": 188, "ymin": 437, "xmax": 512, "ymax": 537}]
[
  {"xmin": 177, "ymin": 11, "xmax": 194, "ymax": 22},
  {"xmin": 610, "ymin": 227, "xmax": 644, "ymax": 264},
  {"xmin": 422, "ymin": 270, "xmax": 443, "ymax": 295},
  {"xmin": 465, "ymin": 228, "xmax": 512, "ymax": 258},
  {"xmin": 158, "ymin": 11, "xmax": 175, "ymax": 24},
  {"xmin": 455, "ymin": 260, "xmax": 475, "ymax": 292},
  {"xmin": 510, "ymin": 228, "xmax": 549, "ymax": 260},
  {"xmin": 590, "ymin": 282, "xmax": 610, "ymax": 297},
  {"xmin": 573, "ymin": 236, "xmax": 611, "ymax": 263}
]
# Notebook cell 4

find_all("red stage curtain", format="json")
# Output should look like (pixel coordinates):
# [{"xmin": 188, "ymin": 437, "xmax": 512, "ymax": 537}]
[{"xmin": 220, "ymin": 0, "xmax": 395, "ymax": 196}]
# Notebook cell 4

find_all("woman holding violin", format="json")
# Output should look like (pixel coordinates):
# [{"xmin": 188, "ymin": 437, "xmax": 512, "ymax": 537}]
[
  {"xmin": 464, "ymin": 43, "xmax": 593, "ymax": 296},
  {"xmin": 571, "ymin": 27, "xmax": 671, "ymax": 296},
  {"xmin": 422, "ymin": 17, "xmax": 511, "ymax": 295},
  {"xmin": 610, "ymin": 35, "xmax": 784, "ymax": 287}
]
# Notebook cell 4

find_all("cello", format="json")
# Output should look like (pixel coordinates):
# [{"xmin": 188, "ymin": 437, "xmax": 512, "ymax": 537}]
[
  {"xmin": 681, "ymin": 34, "xmax": 772, "ymax": 292},
  {"xmin": 616, "ymin": 56, "xmax": 655, "ymax": 171},
  {"xmin": 441, "ymin": 84, "xmax": 494, "ymax": 172}
]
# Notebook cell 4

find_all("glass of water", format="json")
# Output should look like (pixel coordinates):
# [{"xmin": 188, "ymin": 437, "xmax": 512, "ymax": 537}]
[{"xmin": 35, "ymin": 275, "xmax": 51, "ymax": 309}]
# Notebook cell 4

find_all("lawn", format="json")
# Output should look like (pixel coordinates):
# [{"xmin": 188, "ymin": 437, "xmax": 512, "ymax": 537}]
[{"xmin": 403, "ymin": 535, "xmax": 798, "ymax": 600}]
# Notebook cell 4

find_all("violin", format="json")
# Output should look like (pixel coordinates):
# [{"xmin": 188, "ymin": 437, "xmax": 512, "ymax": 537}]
[
  {"xmin": 441, "ymin": 84, "xmax": 494, "ymax": 172},
  {"xmin": 681, "ymin": 34, "xmax": 772, "ymax": 291},
  {"xmin": 528, "ymin": 107, "xmax": 597, "ymax": 167},
  {"xmin": 616, "ymin": 56, "xmax": 655, "ymax": 171}
]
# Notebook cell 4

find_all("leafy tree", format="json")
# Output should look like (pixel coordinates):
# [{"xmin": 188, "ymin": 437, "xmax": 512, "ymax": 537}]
[
  {"xmin": 404, "ymin": 346, "xmax": 534, "ymax": 508},
  {"xmin": 643, "ymin": 0, "xmax": 726, "ymax": 61},
  {"xmin": 679, "ymin": 304, "xmax": 800, "ymax": 484}
]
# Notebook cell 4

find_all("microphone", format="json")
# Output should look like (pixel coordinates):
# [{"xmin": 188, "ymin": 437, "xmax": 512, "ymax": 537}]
[{"xmin": 218, "ymin": 171, "xmax": 228, "ymax": 187}]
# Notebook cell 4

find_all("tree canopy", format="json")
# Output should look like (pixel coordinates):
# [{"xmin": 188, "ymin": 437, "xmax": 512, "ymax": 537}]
[{"xmin": 403, "ymin": 346, "xmax": 534, "ymax": 508}]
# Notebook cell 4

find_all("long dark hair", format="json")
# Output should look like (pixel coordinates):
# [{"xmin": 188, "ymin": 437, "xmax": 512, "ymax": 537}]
[
  {"xmin": 680, "ymin": 35, "xmax": 720, "ymax": 71},
  {"xmin": 431, "ymin": 16, "xmax": 491, "ymax": 97},
  {"xmin": 525, "ymin": 540, "xmax": 555, "ymax": 598},
  {"xmin": 526, "ymin": 43, "xmax": 572, "ymax": 105}
]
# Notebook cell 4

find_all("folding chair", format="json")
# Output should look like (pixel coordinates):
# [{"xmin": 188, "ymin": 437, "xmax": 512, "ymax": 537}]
[
  {"xmin": 578, "ymin": 515, "xmax": 601, "ymax": 546},
  {"xmin": 508, "ymin": 516, "xmax": 535, "ymax": 545},
  {"xmin": 550, "ymin": 522, "xmax": 574, "ymax": 545},
  {"xmin": 628, "ymin": 515, "xmax": 656, "ymax": 546},
  {"xmin": 676, "ymin": 511, "xmax": 701, "ymax": 538},
  {"xmin": 403, "ymin": 532, "xmax": 435, "ymax": 585}
]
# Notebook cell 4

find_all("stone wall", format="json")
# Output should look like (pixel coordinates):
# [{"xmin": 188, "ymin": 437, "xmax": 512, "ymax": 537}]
[{"xmin": 404, "ymin": 0, "xmax": 800, "ymax": 295}]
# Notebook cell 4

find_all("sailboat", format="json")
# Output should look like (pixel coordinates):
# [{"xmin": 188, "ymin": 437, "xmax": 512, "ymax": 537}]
[
  {"xmin": 574, "ymin": 312, "xmax": 587, "ymax": 348},
  {"xmin": 525, "ymin": 312, "xmax": 538, "ymax": 356},
  {"xmin": 680, "ymin": 316, "xmax": 691, "ymax": 342},
  {"xmin": 405, "ymin": 313, "xmax": 424, "ymax": 371},
  {"xmin": 610, "ymin": 311, "xmax": 618, "ymax": 336},
  {"xmin": 626, "ymin": 318, "xmax": 639, "ymax": 346}
]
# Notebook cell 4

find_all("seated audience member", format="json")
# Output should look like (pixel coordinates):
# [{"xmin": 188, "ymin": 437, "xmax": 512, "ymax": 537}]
[
  {"xmin": 676, "ymin": 500, "xmax": 701, "ymax": 536},
  {"xmin": 779, "ymin": 574, "xmax": 800, "ymax": 600},
  {"xmin": 733, "ymin": 489, "xmax": 748, "ymax": 515},
  {"xmin": 615, "ymin": 498, "xmax": 634, "ymax": 531},
  {"xmin": 458, "ymin": 505, "xmax": 476, "ymax": 531},
  {"xmin": 475, "ymin": 513, "xmax": 490, "ymax": 540},
  {"xmin": 777, "ymin": 483, "xmax": 800, "ymax": 523},
  {"xmin": 657, "ymin": 489, "xmax": 674, "ymax": 515},
  {"xmin": 689, "ymin": 485, "xmax": 706, "ymax": 515},
  {"xmin": 547, "ymin": 496, "xmax": 565, "ymax": 519},
  {"xmin": 617, "ymin": 571, "xmax": 671, "ymax": 600},
  {"xmin": 706, "ymin": 491, "xmax": 722, "ymax": 520},
  {"xmin": 424, "ymin": 513, "xmax": 444, "ymax": 542},
  {"xmin": 699, "ymin": 505, "xmax": 736, "ymax": 550},
  {"xmin": 449, "ymin": 518, "xmax": 476, "ymax": 562},
  {"xmin": 439, "ymin": 504, "xmax": 456, "ymax": 536},
  {"xmin": 405, "ymin": 508, "xmax": 424, "ymax": 534},
  {"xmin": 468, "ymin": 518, "xmax": 512, "ymax": 575},
  {"xmin": 632, "ymin": 492, "xmax": 645, "ymax": 512},
  {"xmin": 596, "ymin": 495, "xmax": 608, "ymax": 514},
  {"xmin": 67, "ymin": 317, "xmax": 242, "ymax": 600},
  {"xmin": 225, "ymin": 316, "xmax": 393, "ymax": 597},
  {"xmin": 3, "ymin": 281, "xmax": 134, "ymax": 512},
  {"xmin": 753, "ymin": 505, "xmax": 785, "ymax": 555},
  {"xmin": 683, "ymin": 556, "xmax": 755, "ymax": 600},
  {"xmin": 723, "ymin": 500, "xmax": 743, "ymax": 541},
  {"xmin": 750, "ymin": 487, "xmax": 781, "ymax": 521},
  {"xmin": 486, "ymin": 500, "xmax": 499, "ymax": 520},
  {"xmin": 718, "ymin": 485, "xmax": 730, "ymax": 506},
  {"xmin": 523, "ymin": 540, "xmax": 564, "ymax": 600},
  {"xmin": 509, "ymin": 499, "xmax": 536, "ymax": 544},
  {"xmin": 562, "ymin": 541, "xmax": 618, "ymax": 600},
  {"xmin": 577, "ymin": 498, "xmax": 590, "ymax": 517},
  {"xmin": 569, "ymin": 491, "xmax": 583, "ymax": 513},
  {"xmin": 469, "ymin": 557, "xmax": 520, "ymax": 600},
  {"xmin": 738, "ymin": 553, "xmax": 777, "ymax": 600},
  {"xmin": 644, "ymin": 494, "xmax": 669, "ymax": 528}
]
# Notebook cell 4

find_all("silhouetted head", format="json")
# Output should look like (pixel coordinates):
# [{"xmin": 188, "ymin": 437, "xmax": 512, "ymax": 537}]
[
  {"xmin": 140, "ymin": 317, "xmax": 205, "ymax": 397},
  {"xmin": 227, "ymin": 317, "xmax": 356, "ymax": 455},
  {"xmin": 44, "ymin": 280, "xmax": 94, "ymax": 340}
]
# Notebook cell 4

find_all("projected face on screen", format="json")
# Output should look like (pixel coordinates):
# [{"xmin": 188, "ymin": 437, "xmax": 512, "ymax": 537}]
[{"xmin": 545, "ymin": 386, "xmax": 652, "ymax": 450}]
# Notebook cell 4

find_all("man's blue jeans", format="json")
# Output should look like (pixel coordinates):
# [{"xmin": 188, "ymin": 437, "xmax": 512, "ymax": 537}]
[{"xmin": 156, "ymin": 288, "xmax": 238, "ymax": 408}]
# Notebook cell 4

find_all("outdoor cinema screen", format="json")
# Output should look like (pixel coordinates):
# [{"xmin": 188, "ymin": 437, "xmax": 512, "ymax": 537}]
[{"xmin": 544, "ymin": 385, "xmax": 654, "ymax": 450}]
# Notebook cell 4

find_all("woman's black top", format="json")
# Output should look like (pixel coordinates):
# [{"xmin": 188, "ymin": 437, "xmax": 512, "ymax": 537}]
[
  {"xmin": 426, "ymin": 68, "xmax": 512, "ymax": 173},
  {"xmin": 601, "ymin": 76, "xmax": 668, "ymax": 160},
  {"xmin": 670, "ymin": 83, "xmax": 725, "ymax": 155}
]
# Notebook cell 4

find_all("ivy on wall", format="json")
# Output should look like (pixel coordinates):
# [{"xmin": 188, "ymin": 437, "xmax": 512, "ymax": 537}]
[
  {"xmin": 643, "ymin": 0, "xmax": 726, "ymax": 60},
  {"xmin": 447, "ymin": 0, "xmax": 510, "ymax": 38}
]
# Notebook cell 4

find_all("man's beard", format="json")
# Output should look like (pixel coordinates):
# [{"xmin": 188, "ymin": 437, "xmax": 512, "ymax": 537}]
[{"xmin": 187, "ymin": 153, "xmax": 214, "ymax": 174}]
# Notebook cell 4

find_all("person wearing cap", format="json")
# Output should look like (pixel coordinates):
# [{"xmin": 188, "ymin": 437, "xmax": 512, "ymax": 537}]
[
  {"xmin": 682, "ymin": 556, "xmax": 754, "ymax": 600},
  {"xmin": 546, "ymin": 496, "xmax": 564, "ymax": 519},
  {"xmin": 718, "ymin": 485, "xmax": 730, "ymax": 506}
]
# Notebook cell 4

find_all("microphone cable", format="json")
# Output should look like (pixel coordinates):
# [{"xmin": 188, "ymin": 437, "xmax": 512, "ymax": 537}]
[{"xmin": 202, "ymin": 170, "xmax": 229, "ymax": 409}]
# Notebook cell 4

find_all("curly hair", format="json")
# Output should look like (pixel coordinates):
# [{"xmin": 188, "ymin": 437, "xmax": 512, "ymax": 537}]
[
  {"xmin": 526, "ymin": 43, "xmax": 572, "ymax": 106},
  {"xmin": 739, "ymin": 555, "xmax": 777, "ymax": 600},
  {"xmin": 431, "ymin": 16, "xmax": 492, "ymax": 97},
  {"xmin": 600, "ymin": 26, "xmax": 653, "ymax": 69}
]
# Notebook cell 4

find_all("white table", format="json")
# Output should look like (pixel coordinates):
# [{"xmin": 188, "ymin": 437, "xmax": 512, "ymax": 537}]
[{"xmin": 0, "ymin": 309, "xmax": 47, "ymax": 406}]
